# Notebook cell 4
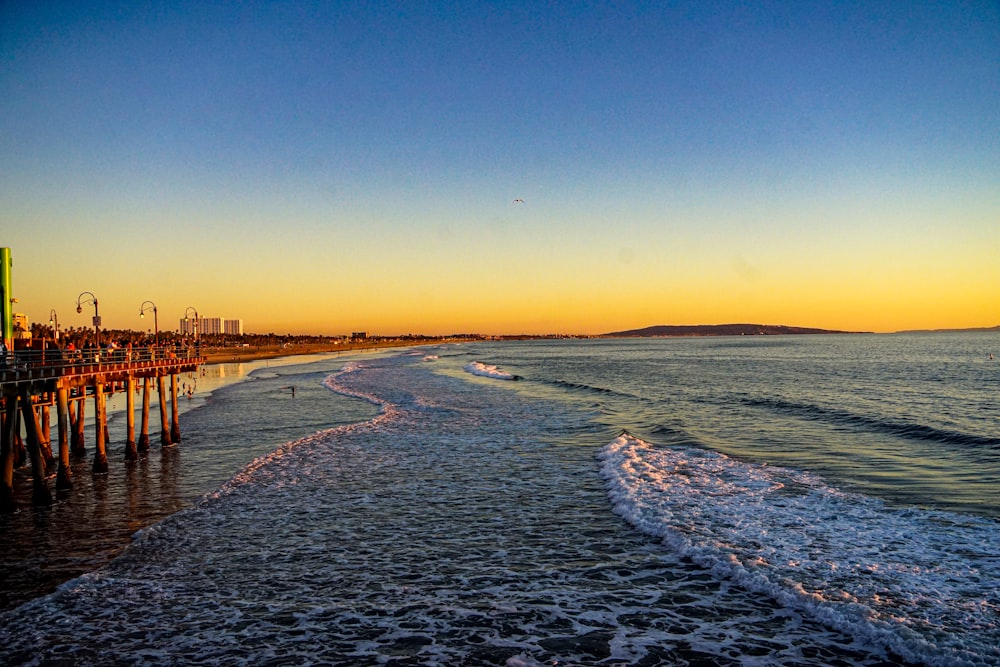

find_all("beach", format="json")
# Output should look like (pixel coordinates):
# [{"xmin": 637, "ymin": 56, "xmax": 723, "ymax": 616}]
[{"xmin": 198, "ymin": 339, "xmax": 448, "ymax": 365}]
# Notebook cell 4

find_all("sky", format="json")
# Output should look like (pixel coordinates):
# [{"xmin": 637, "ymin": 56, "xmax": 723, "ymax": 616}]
[{"xmin": 2, "ymin": 1, "xmax": 998, "ymax": 336}]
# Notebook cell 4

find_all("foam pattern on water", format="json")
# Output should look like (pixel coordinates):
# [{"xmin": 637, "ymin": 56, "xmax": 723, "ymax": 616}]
[{"xmin": 599, "ymin": 433, "xmax": 999, "ymax": 667}]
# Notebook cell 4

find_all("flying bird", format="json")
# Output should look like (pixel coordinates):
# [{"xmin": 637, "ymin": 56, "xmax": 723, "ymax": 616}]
[{"xmin": 512, "ymin": 198, "xmax": 524, "ymax": 204}]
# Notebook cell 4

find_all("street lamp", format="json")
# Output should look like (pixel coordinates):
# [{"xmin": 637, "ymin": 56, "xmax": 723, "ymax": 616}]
[
  {"xmin": 76, "ymin": 291, "xmax": 100, "ymax": 344},
  {"xmin": 49, "ymin": 309, "xmax": 60, "ymax": 341},
  {"xmin": 139, "ymin": 300, "xmax": 159, "ymax": 346},
  {"xmin": 183, "ymin": 306, "xmax": 199, "ymax": 342}
]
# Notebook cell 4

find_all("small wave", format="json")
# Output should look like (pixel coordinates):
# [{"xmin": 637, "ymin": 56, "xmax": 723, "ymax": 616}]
[
  {"xmin": 542, "ymin": 379, "xmax": 649, "ymax": 406},
  {"xmin": 745, "ymin": 396, "xmax": 1000, "ymax": 449},
  {"xmin": 464, "ymin": 361, "xmax": 520, "ymax": 380},
  {"xmin": 647, "ymin": 423, "xmax": 707, "ymax": 449},
  {"xmin": 598, "ymin": 433, "xmax": 1000, "ymax": 667},
  {"xmin": 550, "ymin": 379, "xmax": 614, "ymax": 394}
]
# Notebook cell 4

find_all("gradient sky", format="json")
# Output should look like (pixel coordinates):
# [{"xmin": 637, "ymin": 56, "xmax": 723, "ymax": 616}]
[{"xmin": 2, "ymin": 1, "xmax": 998, "ymax": 336}]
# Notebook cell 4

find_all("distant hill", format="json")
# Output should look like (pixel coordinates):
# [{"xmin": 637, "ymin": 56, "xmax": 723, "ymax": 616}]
[
  {"xmin": 894, "ymin": 325, "xmax": 1000, "ymax": 334},
  {"xmin": 603, "ymin": 323, "xmax": 862, "ymax": 337}
]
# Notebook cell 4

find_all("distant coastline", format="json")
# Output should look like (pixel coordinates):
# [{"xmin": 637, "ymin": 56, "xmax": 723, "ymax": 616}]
[
  {"xmin": 892, "ymin": 325, "xmax": 1000, "ymax": 334},
  {"xmin": 602, "ymin": 323, "xmax": 868, "ymax": 338}
]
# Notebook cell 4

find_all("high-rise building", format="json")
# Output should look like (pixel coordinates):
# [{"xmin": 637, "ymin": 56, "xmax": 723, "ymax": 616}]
[{"xmin": 179, "ymin": 316, "xmax": 240, "ymax": 336}]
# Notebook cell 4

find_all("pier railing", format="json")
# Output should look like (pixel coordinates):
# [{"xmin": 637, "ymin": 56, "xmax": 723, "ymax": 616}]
[{"xmin": 0, "ymin": 346, "xmax": 204, "ymax": 387}]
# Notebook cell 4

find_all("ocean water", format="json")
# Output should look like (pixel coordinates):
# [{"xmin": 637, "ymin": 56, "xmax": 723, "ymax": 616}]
[{"xmin": 1, "ymin": 334, "xmax": 997, "ymax": 666}]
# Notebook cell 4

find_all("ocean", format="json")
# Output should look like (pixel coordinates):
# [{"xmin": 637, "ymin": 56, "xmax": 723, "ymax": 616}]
[{"xmin": 0, "ymin": 334, "xmax": 997, "ymax": 666}]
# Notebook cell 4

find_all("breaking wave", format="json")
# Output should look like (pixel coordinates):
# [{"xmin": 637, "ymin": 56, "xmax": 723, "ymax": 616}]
[
  {"xmin": 464, "ymin": 361, "xmax": 520, "ymax": 380},
  {"xmin": 598, "ymin": 433, "xmax": 1000, "ymax": 667}
]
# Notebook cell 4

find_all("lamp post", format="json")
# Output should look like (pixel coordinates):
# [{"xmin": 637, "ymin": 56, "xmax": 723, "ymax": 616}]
[
  {"xmin": 76, "ymin": 291, "xmax": 100, "ymax": 344},
  {"xmin": 183, "ymin": 307, "xmax": 199, "ymax": 341},
  {"xmin": 184, "ymin": 307, "xmax": 200, "ymax": 357},
  {"xmin": 139, "ymin": 300, "xmax": 159, "ymax": 346},
  {"xmin": 49, "ymin": 309, "xmax": 60, "ymax": 341}
]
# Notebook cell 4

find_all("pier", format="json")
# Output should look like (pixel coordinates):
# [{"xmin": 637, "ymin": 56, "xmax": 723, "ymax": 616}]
[{"xmin": 0, "ymin": 346, "xmax": 205, "ymax": 512}]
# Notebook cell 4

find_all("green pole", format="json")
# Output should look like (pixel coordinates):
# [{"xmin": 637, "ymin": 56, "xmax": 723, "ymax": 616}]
[{"xmin": 1, "ymin": 248, "xmax": 12, "ymax": 349}]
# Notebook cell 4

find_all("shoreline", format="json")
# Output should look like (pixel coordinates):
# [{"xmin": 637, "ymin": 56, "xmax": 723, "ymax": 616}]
[{"xmin": 199, "ymin": 339, "xmax": 452, "ymax": 365}]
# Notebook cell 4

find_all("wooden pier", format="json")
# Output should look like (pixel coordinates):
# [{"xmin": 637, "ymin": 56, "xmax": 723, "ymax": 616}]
[{"xmin": 0, "ymin": 347, "xmax": 205, "ymax": 513}]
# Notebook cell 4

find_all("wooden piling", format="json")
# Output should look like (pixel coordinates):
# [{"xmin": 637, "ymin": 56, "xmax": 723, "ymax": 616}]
[
  {"xmin": 18, "ymin": 387, "xmax": 52, "ymax": 506},
  {"xmin": 41, "ymin": 404, "xmax": 53, "ymax": 467},
  {"xmin": 56, "ymin": 385, "xmax": 72, "ymax": 490},
  {"xmin": 13, "ymin": 424, "xmax": 25, "ymax": 468},
  {"xmin": 170, "ymin": 373, "xmax": 181, "ymax": 443},
  {"xmin": 1, "ymin": 393, "xmax": 18, "ymax": 513},
  {"xmin": 92, "ymin": 380, "xmax": 108, "ymax": 474},
  {"xmin": 72, "ymin": 391, "xmax": 86, "ymax": 457},
  {"xmin": 157, "ymin": 375, "xmax": 170, "ymax": 447},
  {"xmin": 68, "ymin": 397, "xmax": 77, "ymax": 447},
  {"xmin": 35, "ymin": 403, "xmax": 56, "ymax": 476},
  {"xmin": 138, "ymin": 376, "xmax": 151, "ymax": 453},
  {"xmin": 124, "ymin": 375, "xmax": 137, "ymax": 461}
]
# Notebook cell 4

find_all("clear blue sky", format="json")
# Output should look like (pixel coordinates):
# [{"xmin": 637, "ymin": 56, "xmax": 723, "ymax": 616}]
[{"xmin": 2, "ymin": 1, "xmax": 998, "ymax": 335}]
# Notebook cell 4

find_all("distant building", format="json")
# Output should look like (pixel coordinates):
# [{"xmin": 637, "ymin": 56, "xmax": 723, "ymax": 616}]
[
  {"xmin": 200, "ymin": 318, "xmax": 223, "ymax": 335},
  {"xmin": 179, "ymin": 316, "xmax": 242, "ymax": 336},
  {"xmin": 351, "ymin": 331, "xmax": 368, "ymax": 341}
]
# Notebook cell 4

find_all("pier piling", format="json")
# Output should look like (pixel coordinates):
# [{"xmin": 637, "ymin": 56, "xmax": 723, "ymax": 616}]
[
  {"xmin": 41, "ymin": 404, "xmax": 54, "ymax": 469},
  {"xmin": 170, "ymin": 373, "xmax": 181, "ymax": 444},
  {"xmin": 18, "ymin": 387, "xmax": 52, "ymax": 506},
  {"xmin": 72, "ymin": 393, "xmax": 86, "ymax": 457},
  {"xmin": 138, "ymin": 376, "xmax": 151, "ymax": 453},
  {"xmin": 124, "ymin": 376, "xmax": 137, "ymax": 461},
  {"xmin": 92, "ymin": 380, "xmax": 108, "ymax": 474},
  {"xmin": 34, "ymin": 403, "xmax": 56, "ymax": 476},
  {"xmin": 157, "ymin": 375, "xmax": 170, "ymax": 447},
  {"xmin": 56, "ymin": 385, "xmax": 72, "ymax": 490},
  {"xmin": 1, "ymin": 394, "xmax": 18, "ymax": 512}
]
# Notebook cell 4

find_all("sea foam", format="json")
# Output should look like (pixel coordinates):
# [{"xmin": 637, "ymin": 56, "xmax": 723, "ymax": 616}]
[
  {"xmin": 598, "ymin": 433, "xmax": 1000, "ymax": 667},
  {"xmin": 464, "ymin": 361, "xmax": 518, "ymax": 380}
]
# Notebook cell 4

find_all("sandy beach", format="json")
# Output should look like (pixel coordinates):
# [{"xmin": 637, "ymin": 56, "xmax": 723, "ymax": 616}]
[{"xmin": 199, "ymin": 339, "xmax": 459, "ymax": 365}]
